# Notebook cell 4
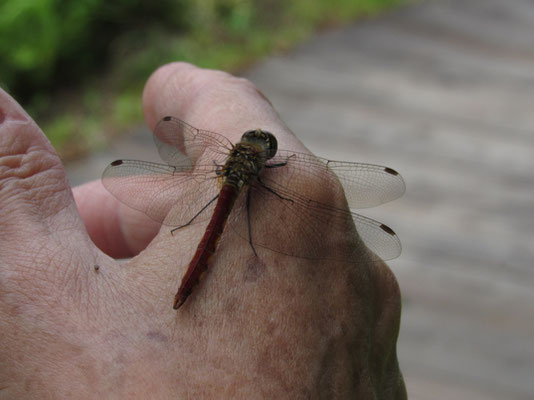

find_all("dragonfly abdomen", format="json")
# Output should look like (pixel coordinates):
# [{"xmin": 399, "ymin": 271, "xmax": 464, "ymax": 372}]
[{"xmin": 173, "ymin": 183, "xmax": 240, "ymax": 309}]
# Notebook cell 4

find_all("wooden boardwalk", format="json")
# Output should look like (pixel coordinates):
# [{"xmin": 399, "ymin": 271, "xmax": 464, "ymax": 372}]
[{"xmin": 67, "ymin": 0, "xmax": 534, "ymax": 398}]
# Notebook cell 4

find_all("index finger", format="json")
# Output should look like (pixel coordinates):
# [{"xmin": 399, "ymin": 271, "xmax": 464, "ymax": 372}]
[{"xmin": 142, "ymin": 62, "xmax": 306, "ymax": 152}]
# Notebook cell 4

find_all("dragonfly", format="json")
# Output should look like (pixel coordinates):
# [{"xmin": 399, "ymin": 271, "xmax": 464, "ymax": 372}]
[{"xmin": 102, "ymin": 116, "xmax": 405, "ymax": 309}]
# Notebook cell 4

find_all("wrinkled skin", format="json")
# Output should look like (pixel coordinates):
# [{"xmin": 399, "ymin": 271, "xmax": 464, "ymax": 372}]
[{"xmin": 0, "ymin": 62, "xmax": 406, "ymax": 399}]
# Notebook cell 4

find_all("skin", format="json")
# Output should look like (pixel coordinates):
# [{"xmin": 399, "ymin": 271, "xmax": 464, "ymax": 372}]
[{"xmin": 0, "ymin": 62, "xmax": 407, "ymax": 399}]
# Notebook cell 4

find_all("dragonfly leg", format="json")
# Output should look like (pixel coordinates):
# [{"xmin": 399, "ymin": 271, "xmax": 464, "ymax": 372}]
[
  {"xmin": 246, "ymin": 188, "xmax": 258, "ymax": 257},
  {"xmin": 257, "ymin": 177, "xmax": 294, "ymax": 203},
  {"xmin": 213, "ymin": 160, "xmax": 224, "ymax": 176},
  {"xmin": 265, "ymin": 153, "xmax": 295, "ymax": 168},
  {"xmin": 171, "ymin": 194, "xmax": 220, "ymax": 235}
]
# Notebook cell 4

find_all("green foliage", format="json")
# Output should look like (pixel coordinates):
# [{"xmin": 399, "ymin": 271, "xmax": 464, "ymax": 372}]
[
  {"xmin": 0, "ymin": 0, "xmax": 188, "ymax": 100},
  {"xmin": 0, "ymin": 0, "xmax": 57, "ymax": 88},
  {"xmin": 0, "ymin": 0, "xmax": 404, "ymax": 158}
]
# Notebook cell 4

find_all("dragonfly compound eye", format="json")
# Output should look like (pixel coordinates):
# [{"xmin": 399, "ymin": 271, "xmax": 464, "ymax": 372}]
[{"xmin": 242, "ymin": 129, "xmax": 278, "ymax": 159}]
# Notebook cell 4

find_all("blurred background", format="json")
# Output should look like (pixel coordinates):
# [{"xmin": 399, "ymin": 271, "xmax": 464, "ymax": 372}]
[
  {"xmin": 0, "ymin": 0, "xmax": 400, "ymax": 159},
  {"xmin": 3, "ymin": 0, "xmax": 534, "ymax": 399}
]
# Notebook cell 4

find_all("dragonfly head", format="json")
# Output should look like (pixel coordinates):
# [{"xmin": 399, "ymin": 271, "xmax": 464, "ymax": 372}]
[{"xmin": 241, "ymin": 129, "xmax": 278, "ymax": 160}]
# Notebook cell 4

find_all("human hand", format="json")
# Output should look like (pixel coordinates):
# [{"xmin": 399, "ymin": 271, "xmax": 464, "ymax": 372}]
[{"xmin": 0, "ymin": 62, "xmax": 406, "ymax": 399}]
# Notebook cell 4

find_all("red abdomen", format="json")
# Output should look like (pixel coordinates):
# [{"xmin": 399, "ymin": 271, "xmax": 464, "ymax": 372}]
[{"xmin": 174, "ymin": 184, "xmax": 239, "ymax": 309}]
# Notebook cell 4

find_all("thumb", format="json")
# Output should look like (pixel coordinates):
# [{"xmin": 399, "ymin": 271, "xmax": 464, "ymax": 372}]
[{"xmin": 0, "ymin": 88, "xmax": 98, "ymax": 306}]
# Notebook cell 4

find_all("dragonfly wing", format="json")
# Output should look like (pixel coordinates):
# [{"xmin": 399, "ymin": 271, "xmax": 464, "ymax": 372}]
[
  {"xmin": 267, "ymin": 151, "xmax": 405, "ymax": 209},
  {"xmin": 154, "ymin": 116, "xmax": 233, "ymax": 167},
  {"xmin": 350, "ymin": 212, "xmax": 401, "ymax": 260},
  {"xmin": 327, "ymin": 160, "xmax": 405, "ymax": 209},
  {"xmin": 226, "ymin": 154, "xmax": 402, "ymax": 261},
  {"xmin": 102, "ymin": 116, "xmax": 235, "ymax": 226},
  {"xmin": 228, "ymin": 180, "xmax": 400, "ymax": 261},
  {"xmin": 102, "ymin": 159, "xmax": 221, "ymax": 226}
]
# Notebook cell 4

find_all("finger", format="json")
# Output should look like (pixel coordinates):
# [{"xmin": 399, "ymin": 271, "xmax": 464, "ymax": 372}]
[
  {"xmin": 73, "ymin": 180, "xmax": 160, "ymax": 258},
  {"xmin": 142, "ymin": 62, "xmax": 306, "ymax": 152},
  {"xmin": 0, "ymin": 89, "xmax": 98, "ymax": 292},
  {"xmin": 0, "ymin": 89, "xmax": 83, "ymax": 240}
]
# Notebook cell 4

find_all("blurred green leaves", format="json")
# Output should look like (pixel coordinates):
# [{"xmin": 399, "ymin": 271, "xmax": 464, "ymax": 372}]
[
  {"xmin": 1, "ymin": 0, "xmax": 59, "ymax": 87},
  {"xmin": 0, "ymin": 0, "xmax": 403, "ymax": 159},
  {"xmin": 0, "ymin": 0, "xmax": 188, "ymax": 101}
]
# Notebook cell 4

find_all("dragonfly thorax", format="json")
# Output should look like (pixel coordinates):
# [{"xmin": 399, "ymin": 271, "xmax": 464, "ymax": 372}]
[{"xmin": 221, "ymin": 130, "xmax": 277, "ymax": 189}]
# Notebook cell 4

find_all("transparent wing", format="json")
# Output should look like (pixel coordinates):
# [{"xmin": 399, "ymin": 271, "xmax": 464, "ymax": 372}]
[
  {"xmin": 153, "ymin": 116, "xmax": 233, "ymax": 167},
  {"xmin": 102, "ymin": 117, "xmax": 238, "ymax": 225},
  {"xmin": 266, "ymin": 151, "xmax": 406, "ymax": 209},
  {"xmin": 102, "ymin": 159, "xmax": 223, "ymax": 225},
  {"xmin": 241, "ymin": 192, "xmax": 401, "ymax": 261},
  {"xmin": 225, "ymin": 151, "xmax": 402, "ymax": 261},
  {"xmin": 103, "ymin": 116, "xmax": 403, "ymax": 261}
]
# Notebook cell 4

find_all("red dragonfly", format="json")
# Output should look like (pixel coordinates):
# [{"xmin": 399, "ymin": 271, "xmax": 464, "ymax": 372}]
[{"xmin": 102, "ymin": 116, "xmax": 405, "ymax": 309}]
